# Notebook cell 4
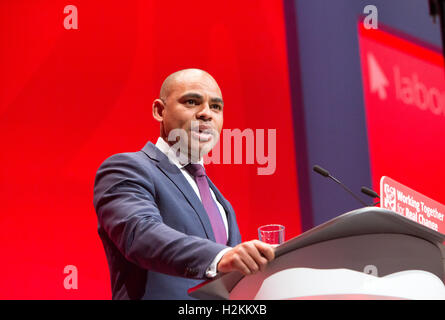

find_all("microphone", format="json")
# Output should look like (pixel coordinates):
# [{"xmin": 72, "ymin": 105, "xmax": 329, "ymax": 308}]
[
  {"xmin": 361, "ymin": 186, "xmax": 380, "ymax": 206},
  {"xmin": 313, "ymin": 165, "xmax": 368, "ymax": 207},
  {"xmin": 361, "ymin": 186, "xmax": 380, "ymax": 199}
]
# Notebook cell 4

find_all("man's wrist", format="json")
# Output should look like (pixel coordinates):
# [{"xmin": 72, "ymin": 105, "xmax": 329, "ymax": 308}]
[{"xmin": 205, "ymin": 247, "xmax": 232, "ymax": 278}]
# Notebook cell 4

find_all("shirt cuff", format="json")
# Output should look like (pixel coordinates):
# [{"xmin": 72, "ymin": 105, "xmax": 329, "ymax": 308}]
[{"xmin": 205, "ymin": 247, "xmax": 232, "ymax": 278}]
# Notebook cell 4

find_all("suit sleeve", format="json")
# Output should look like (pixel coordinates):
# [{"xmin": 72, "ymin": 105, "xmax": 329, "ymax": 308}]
[{"xmin": 93, "ymin": 153, "xmax": 229, "ymax": 279}]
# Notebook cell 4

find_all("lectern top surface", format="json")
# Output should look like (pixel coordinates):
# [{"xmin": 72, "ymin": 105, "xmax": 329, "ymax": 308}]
[{"xmin": 275, "ymin": 207, "xmax": 445, "ymax": 258}]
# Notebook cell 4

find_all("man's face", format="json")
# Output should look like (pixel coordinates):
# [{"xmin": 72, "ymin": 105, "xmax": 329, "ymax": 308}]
[{"xmin": 160, "ymin": 71, "xmax": 224, "ymax": 160}]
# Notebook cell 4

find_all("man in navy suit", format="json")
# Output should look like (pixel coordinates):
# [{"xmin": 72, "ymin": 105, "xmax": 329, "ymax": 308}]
[{"xmin": 93, "ymin": 69, "xmax": 275, "ymax": 299}]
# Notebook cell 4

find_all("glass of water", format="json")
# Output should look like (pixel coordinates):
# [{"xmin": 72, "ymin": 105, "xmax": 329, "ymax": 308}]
[{"xmin": 258, "ymin": 224, "xmax": 285, "ymax": 246}]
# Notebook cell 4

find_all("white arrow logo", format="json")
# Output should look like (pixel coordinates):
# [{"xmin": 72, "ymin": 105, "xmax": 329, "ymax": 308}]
[{"xmin": 368, "ymin": 53, "xmax": 389, "ymax": 100}]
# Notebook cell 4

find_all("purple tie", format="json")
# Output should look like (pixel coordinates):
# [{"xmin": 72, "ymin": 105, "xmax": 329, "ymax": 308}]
[{"xmin": 185, "ymin": 164, "xmax": 227, "ymax": 245}]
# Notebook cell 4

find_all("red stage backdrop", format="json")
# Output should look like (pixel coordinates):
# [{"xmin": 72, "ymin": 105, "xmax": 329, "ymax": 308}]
[
  {"xmin": 359, "ymin": 24, "xmax": 445, "ymax": 213},
  {"xmin": 0, "ymin": 1, "xmax": 301, "ymax": 298}
]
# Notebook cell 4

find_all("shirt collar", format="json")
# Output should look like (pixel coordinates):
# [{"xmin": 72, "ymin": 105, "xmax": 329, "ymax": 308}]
[{"xmin": 155, "ymin": 137, "xmax": 204, "ymax": 169}]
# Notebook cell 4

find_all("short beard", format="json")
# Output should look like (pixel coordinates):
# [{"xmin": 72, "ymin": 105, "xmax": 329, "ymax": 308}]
[{"xmin": 166, "ymin": 121, "xmax": 220, "ymax": 163}]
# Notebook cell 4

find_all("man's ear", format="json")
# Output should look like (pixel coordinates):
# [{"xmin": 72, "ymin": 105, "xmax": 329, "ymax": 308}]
[{"xmin": 152, "ymin": 99, "xmax": 165, "ymax": 122}]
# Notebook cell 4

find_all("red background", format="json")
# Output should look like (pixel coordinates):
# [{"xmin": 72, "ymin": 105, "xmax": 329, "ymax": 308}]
[
  {"xmin": 0, "ymin": 1, "xmax": 301, "ymax": 298},
  {"xmin": 359, "ymin": 24, "xmax": 445, "ymax": 213}
]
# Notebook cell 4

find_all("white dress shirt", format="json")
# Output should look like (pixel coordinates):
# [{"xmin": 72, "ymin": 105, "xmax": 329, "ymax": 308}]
[{"xmin": 155, "ymin": 137, "xmax": 231, "ymax": 277}]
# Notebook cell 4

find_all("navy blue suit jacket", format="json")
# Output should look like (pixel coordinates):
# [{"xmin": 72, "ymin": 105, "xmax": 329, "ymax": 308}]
[{"xmin": 93, "ymin": 141, "xmax": 242, "ymax": 299}]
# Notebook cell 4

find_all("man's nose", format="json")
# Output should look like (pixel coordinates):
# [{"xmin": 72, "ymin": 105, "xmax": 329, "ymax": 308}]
[{"xmin": 196, "ymin": 102, "xmax": 212, "ymax": 120}]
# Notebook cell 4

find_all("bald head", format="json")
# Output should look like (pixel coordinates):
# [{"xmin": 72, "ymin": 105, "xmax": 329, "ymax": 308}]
[
  {"xmin": 152, "ymin": 68, "xmax": 224, "ymax": 160},
  {"xmin": 159, "ymin": 68, "xmax": 220, "ymax": 102}
]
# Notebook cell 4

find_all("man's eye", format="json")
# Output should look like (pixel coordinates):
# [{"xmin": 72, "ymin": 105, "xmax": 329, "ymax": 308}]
[
  {"xmin": 186, "ymin": 99, "xmax": 197, "ymax": 105},
  {"xmin": 211, "ymin": 104, "xmax": 222, "ymax": 110}
]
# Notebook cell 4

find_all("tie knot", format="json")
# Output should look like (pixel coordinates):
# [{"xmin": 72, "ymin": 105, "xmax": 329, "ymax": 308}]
[{"xmin": 185, "ymin": 163, "xmax": 206, "ymax": 177}]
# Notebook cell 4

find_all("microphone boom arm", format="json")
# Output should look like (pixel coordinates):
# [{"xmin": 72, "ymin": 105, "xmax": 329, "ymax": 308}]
[{"xmin": 330, "ymin": 176, "xmax": 369, "ymax": 207}]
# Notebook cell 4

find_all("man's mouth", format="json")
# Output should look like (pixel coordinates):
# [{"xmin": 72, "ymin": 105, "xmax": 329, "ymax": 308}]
[{"xmin": 191, "ymin": 126, "xmax": 214, "ymax": 142}]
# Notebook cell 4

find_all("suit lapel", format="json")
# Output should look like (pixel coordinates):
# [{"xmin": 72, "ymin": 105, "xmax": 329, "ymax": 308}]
[{"xmin": 141, "ymin": 142, "xmax": 216, "ymax": 242}]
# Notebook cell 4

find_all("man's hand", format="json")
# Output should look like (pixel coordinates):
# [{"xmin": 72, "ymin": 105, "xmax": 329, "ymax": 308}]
[{"xmin": 217, "ymin": 240, "xmax": 275, "ymax": 275}]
